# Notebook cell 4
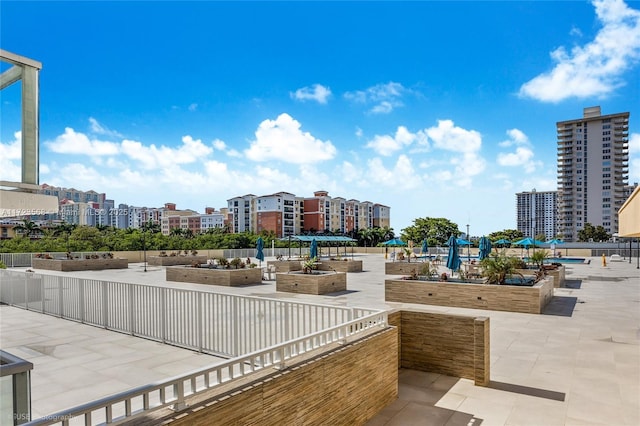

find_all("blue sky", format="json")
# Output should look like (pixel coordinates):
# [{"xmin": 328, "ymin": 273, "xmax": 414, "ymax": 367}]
[{"xmin": 1, "ymin": 0, "xmax": 639, "ymax": 236}]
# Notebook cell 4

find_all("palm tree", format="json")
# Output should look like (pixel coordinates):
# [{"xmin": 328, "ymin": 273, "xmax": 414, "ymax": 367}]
[
  {"xmin": 53, "ymin": 223, "xmax": 76, "ymax": 252},
  {"xmin": 13, "ymin": 219, "xmax": 42, "ymax": 238}
]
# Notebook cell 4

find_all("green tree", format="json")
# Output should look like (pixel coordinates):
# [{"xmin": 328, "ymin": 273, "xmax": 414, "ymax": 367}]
[
  {"xmin": 488, "ymin": 229, "xmax": 523, "ymax": 243},
  {"xmin": 13, "ymin": 219, "xmax": 42, "ymax": 238},
  {"xmin": 535, "ymin": 233, "xmax": 548, "ymax": 243},
  {"xmin": 577, "ymin": 223, "xmax": 611, "ymax": 242},
  {"xmin": 401, "ymin": 218, "xmax": 460, "ymax": 247},
  {"xmin": 53, "ymin": 223, "xmax": 77, "ymax": 252}
]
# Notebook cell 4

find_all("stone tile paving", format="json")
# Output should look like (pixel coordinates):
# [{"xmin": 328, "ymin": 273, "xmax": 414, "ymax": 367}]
[{"xmin": 2, "ymin": 254, "xmax": 639, "ymax": 425}]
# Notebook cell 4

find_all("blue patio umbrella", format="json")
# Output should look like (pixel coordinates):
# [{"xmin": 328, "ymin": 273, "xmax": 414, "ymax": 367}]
[
  {"xmin": 446, "ymin": 235, "xmax": 461, "ymax": 273},
  {"xmin": 255, "ymin": 237, "xmax": 265, "ymax": 267},
  {"xmin": 456, "ymin": 238, "xmax": 472, "ymax": 246},
  {"xmin": 546, "ymin": 238, "xmax": 564, "ymax": 245},
  {"xmin": 310, "ymin": 238, "xmax": 318, "ymax": 259},
  {"xmin": 478, "ymin": 236, "xmax": 492, "ymax": 260},
  {"xmin": 382, "ymin": 238, "xmax": 407, "ymax": 246},
  {"xmin": 421, "ymin": 238, "xmax": 428, "ymax": 255},
  {"xmin": 494, "ymin": 238, "xmax": 511, "ymax": 246},
  {"xmin": 512, "ymin": 237, "xmax": 543, "ymax": 247}
]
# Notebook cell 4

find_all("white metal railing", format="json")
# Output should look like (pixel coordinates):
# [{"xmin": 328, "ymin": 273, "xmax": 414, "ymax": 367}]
[
  {"xmin": 24, "ymin": 310, "xmax": 387, "ymax": 425},
  {"xmin": 0, "ymin": 270, "xmax": 377, "ymax": 358}
]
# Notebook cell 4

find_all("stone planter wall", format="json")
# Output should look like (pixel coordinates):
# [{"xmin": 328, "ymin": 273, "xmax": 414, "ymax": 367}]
[
  {"xmin": 385, "ymin": 277, "xmax": 554, "ymax": 314},
  {"xmin": 515, "ymin": 266, "xmax": 565, "ymax": 288},
  {"xmin": 144, "ymin": 328, "xmax": 398, "ymax": 426},
  {"xmin": 316, "ymin": 259, "xmax": 363, "ymax": 273},
  {"xmin": 166, "ymin": 266, "xmax": 263, "ymax": 286},
  {"xmin": 32, "ymin": 258, "xmax": 128, "ymax": 271},
  {"xmin": 147, "ymin": 255, "xmax": 207, "ymax": 266},
  {"xmin": 267, "ymin": 260, "xmax": 302, "ymax": 273},
  {"xmin": 385, "ymin": 261, "xmax": 430, "ymax": 275},
  {"xmin": 388, "ymin": 310, "xmax": 489, "ymax": 386},
  {"xmin": 276, "ymin": 271, "xmax": 347, "ymax": 295}
]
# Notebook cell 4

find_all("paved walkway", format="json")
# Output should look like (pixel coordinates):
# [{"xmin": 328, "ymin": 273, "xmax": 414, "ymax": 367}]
[{"xmin": 1, "ymin": 254, "xmax": 639, "ymax": 424}]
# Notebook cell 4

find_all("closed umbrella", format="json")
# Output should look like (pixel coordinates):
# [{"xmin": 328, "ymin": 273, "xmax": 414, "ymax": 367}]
[
  {"xmin": 446, "ymin": 235, "xmax": 461, "ymax": 273},
  {"xmin": 310, "ymin": 238, "xmax": 318, "ymax": 259},
  {"xmin": 256, "ymin": 237, "xmax": 265, "ymax": 267},
  {"xmin": 421, "ymin": 239, "xmax": 428, "ymax": 257},
  {"xmin": 478, "ymin": 236, "xmax": 492, "ymax": 260}
]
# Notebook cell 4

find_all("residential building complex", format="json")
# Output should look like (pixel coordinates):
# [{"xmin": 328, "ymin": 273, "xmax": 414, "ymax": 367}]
[
  {"xmin": 515, "ymin": 189, "xmax": 558, "ymax": 241},
  {"xmin": 228, "ymin": 190, "xmax": 390, "ymax": 237},
  {"xmin": 557, "ymin": 106, "xmax": 630, "ymax": 241}
]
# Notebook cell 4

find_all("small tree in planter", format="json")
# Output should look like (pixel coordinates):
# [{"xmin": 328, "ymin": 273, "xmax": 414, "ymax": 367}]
[
  {"xmin": 530, "ymin": 250, "xmax": 550, "ymax": 272},
  {"xmin": 216, "ymin": 257, "xmax": 229, "ymax": 269},
  {"xmin": 229, "ymin": 257, "xmax": 245, "ymax": 269},
  {"xmin": 302, "ymin": 257, "xmax": 318, "ymax": 274},
  {"xmin": 480, "ymin": 251, "xmax": 524, "ymax": 285}
]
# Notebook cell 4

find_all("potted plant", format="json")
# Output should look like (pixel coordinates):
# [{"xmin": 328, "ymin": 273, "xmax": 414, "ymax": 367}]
[
  {"xmin": 302, "ymin": 257, "xmax": 318, "ymax": 274},
  {"xmin": 479, "ymin": 251, "xmax": 525, "ymax": 285}
]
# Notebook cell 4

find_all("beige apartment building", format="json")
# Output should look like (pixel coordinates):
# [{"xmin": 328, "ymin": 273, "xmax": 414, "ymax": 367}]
[
  {"xmin": 227, "ymin": 190, "xmax": 390, "ymax": 237},
  {"xmin": 557, "ymin": 106, "xmax": 630, "ymax": 241}
]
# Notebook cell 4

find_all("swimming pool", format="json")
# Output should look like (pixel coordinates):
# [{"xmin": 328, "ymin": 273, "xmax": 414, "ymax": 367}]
[{"xmin": 543, "ymin": 257, "xmax": 587, "ymax": 264}]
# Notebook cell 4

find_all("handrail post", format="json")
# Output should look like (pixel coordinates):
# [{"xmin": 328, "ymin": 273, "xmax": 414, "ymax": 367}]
[{"xmin": 172, "ymin": 381, "xmax": 188, "ymax": 411}]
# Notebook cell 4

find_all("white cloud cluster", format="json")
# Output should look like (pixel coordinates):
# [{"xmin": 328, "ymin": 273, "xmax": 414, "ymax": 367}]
[
  {"xmin": 0, "ymin": 131, "xmax": 22, "ymax": 181},
  {"xmin": 47, "ymin": 127, "xmax": 120, "ymax": 156},
  {"xmin": 426, "ymin": 119, "xmax": 482, "ymax": 153},
  {"xmin": 519, "ymin": 0, "xmax": 640, "ymax": 102},
  {"xmin": 244, "ymin": 113, "xmax": 336, "ymax": 164},
  {"xmin": 291, "ymin": 84, "xmax": 332, "ymax": 104},
  {"xmin": 366, "ymin": 126, "xmax": 428, "ymax": 156},
  {"xmin": 120, "ymin": 135, "xmax": 212, "ymax": 170},
  {"xmin": 89, "ymin": 117, "xmax": 123, "ymax": 138},
  {"xmin": 344, "ymin": 82, "xmax": 407, "ymax": 114},
  {"xmin": 496, "ymin": 128, "xmax": 541, "ymax": 173}
]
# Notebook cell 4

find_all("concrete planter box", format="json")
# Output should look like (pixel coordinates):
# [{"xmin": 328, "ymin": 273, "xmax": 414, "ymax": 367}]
[
  {"xmin": 166, "ymin": 266, "xmax": 263, "ymax": 286},
  {"xmin": 276, "ymin": 271, "xmax": 347, "ymax": 295},
  {"xmin": 385, "ymin": 276, "xmax": 554, "ymax": 314},
  {"xmin": 148, "ymin": 255, "xmax": 207, "ymax": 266},
  {"xmin": 385, "ymin": 261, "xmax": 429, "ymax": 275},
  {"xmin": 515, "ymin": 265, "xmax": 565, "ymax": 288},
  {"xmin": 32, "ymin": 258, "xmax": 128, "ymax": 271},
  {"xmin": 316, "ymin": 259, "xmax": 363, "ymax": 273},
  {"xmin": 267, "ymin": 260, "xmax": 302, "ymax": 273}
]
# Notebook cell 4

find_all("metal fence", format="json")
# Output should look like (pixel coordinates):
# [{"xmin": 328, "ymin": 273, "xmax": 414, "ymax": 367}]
[{"xmin": 0, "ymin": 270, "xmax": 378, "ymax": 358}]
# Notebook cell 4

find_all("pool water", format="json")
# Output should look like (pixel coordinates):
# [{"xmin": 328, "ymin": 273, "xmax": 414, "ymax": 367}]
[{"xmin": 544, "ymin": 257, "xmax": 587, "ymax": 264}]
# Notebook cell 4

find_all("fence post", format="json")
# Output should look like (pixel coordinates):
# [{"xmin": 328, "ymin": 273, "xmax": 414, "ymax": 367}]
[
  {"xmin": 233, "ymin": 297, "xmax": 240, "ymax": 357},
  {"xmin": 129, "ymin": 284, "xmax": 135, "ymax": 335},
  {"xmin": 102, "ymin": 281, "xmax": 109, "ymax": 329},
  {"xmin": 58, "ymin": 276, "xmax": 64, "ymax": 318},
  {"xmin": 161, "ymin": 288, "xmax": 167, "ymax": 344},
  {"xmin": 79, "ymin": 278, "xmax": 85, "ymax": 324},
  {"xmin": 197, "ymin": 292, "xmax": 203, "ymax": 353}
]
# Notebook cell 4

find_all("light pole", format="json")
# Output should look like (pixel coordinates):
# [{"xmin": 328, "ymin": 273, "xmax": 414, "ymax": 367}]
[
  {"xmin": 466, "ymin": 223, "xmax": 470, "ymax": 260},
  {"xmin": 142, "ymin": 223, "xmax": 147, "ymax": 272}
]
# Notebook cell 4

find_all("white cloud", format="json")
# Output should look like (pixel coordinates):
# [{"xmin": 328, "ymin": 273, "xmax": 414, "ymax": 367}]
[
  {"xmin": 499, "ymin": 128, "xmax": 529, "ymax": 147},
  {"xmin": 188, "ymin": 103, "xmax": 198, "ymax": 112},
  {"xmin": 450, "ymin": 152, "xmax": 486, "ymax": 187},
  {"xmin": 244, "ymin": 113, "xmax": 337, "ymax": 164},
  {"xmin": 89, "ymin": 117, "xmax": 123, "ymax": 138},
  {"xmin": 355, "ymin": 127, "xmax": 363, "ymax": 138},
  {"xmin": 426, "ymin": 119, "xmax": 482, "ymax": 153},
  {"xmin": 46, "ymin": 127, "xmax": 120, "ymax": 156},
  {"xmin": 120, "ymin": 135, "xmax": 212, "ymax": 170},
  {"xmin": 366, "ymin": 155, "xmax": 420, "ymax": 188},
  {"xmin": 344, "ymin": 82, "xmax": 408, "ymax": 114},
  {"xmin": 212, "ymin": 139, "xmax": 227, "ymax": 150},
  {"xmin": 366, "ymin": 126, "xmax": 428, "ymax": 157},
  {"xmin": 0, "ymin": 131, "xmax": 22, "ymax": 181},
  {"xmin": 629, "ymin": 132, "xmax": 640, "ymax": 153},
  {"xmin": 291, "ymin": 84, "xmax": 332, "ymax": 104},
  {"xmin": 496, "ymin": 128, "xmax": 541, "ymax": 173},
  {"xmin": 519, "ymin": 0, "xmax": 640, "ymax": 102}
]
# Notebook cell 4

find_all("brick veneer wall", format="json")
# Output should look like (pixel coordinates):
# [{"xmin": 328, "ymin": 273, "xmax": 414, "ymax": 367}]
[
  {"xmin": 276, "ymin": 272, "xmax": 347, "ymax": 295},
  {"xmin": 135, "ymin": 327, "xmax": 398, "ymax": 425},
  {"xmin": 385, "ymin": 261, "xmax": 429, "ymax": 275},
  {"xmin": 385, "ymin": 277, "xmax": 554, "ymax": 314},
  {"xmin": 147, "ymin": 255, "xmax": 207, "ymax": 266},
  {"xmin": 388, "ymin": 310, "xmax": 489, "ymax": 386},
  {"xmin": 316, "ymin": 259, "xmax": 363, "ymax": 272},
  {"xmin": 267, "ymin": 260, "xmax": 302, "ymax": 272},
  {"xmin": 32, "ymin": 258, "xmax": 128, "ymax": 271},
  {"xmin": 166, "ymin": 266, "xmax": 263, "ymax": 286}
]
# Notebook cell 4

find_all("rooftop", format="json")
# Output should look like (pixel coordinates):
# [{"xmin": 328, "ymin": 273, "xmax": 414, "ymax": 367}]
[{"xmin": 1, "ymin": 254, "xmax": 639, "ymax": 425}]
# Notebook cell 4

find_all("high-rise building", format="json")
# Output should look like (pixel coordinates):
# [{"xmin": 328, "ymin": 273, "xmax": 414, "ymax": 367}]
[
  {"xmin": 557, "ymin": 106, "xmax": 629, "ymax": 241},
  {"xmin": 516, "ymin": 189, "xmax": 557, "ymax": 241}
]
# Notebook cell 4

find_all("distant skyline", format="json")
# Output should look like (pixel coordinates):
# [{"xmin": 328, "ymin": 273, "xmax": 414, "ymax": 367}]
[{"xmin": 1, "ymin": 0, "xmax": 639, "ymax": 236}]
